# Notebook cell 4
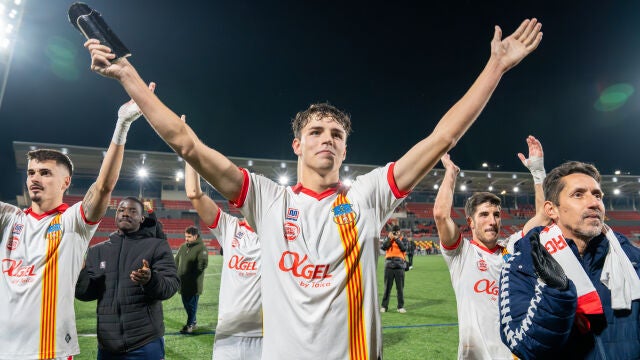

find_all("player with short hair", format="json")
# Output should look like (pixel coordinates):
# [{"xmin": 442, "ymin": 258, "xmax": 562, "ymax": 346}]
[
  {"xmin": 433, "ymin": 135, "xmax": 549, "ymax": 359},
  {"xmin": 84, "ymin": 18, "xmax": 542, "ymax": 359},
  {"xmin": 0, "ymin": 89, "xmax": 152, "ymax": 359}
]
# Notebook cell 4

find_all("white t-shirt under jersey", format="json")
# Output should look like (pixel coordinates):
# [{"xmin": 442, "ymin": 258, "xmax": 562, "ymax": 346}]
[
  {"xmin": 0, "ymin": 202, "xmax": 98, "ymax": 360},
  {"xmin": 209, "ymin": 209, "xmax": 262, "ymax": 337},
  {"xmin": 441, "ymin": 232, "xmax": 521, "ymax": 360},
  {"xmin": 233, "ymin": 163, "xmax": 406, "ymax": 360}
]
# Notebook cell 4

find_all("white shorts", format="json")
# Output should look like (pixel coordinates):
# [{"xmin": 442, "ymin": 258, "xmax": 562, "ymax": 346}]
[{"xmin": 212, "ymin": 335, "xmax": 262, "ymax": 360}]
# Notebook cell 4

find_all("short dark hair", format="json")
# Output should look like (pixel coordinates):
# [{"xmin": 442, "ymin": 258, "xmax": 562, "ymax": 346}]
[
  {"xmin": 185, "ymin": 225, "xmax": 200, "ymax": 237},
  {"xmin": 464, "ymin": 192, "xmax": 501, "ymax": 218},
  {"xmin": 291, "ymin": 102, "xmax": 352, "ymax": 139},
  {"xmin": 27, "ymin": 149, "xmax": 73, "ymax": 176},
  {"xmin": 543, "ymin": 161, "xmax": 601, "ymax": 205}
]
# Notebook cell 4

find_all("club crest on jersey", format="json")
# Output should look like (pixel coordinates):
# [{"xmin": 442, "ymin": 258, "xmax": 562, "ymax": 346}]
[
  {"xmin": 100, "ymin": 261, "xmax": 106, "ymax": 270},
  {"xmin": 285, "ymin": 208, "xmax": 299, "ymax": 221},
  {"xmin": 477, "ymin": 258, "xmax": 488, "ymax": 272},
  {"xmin": 284, "ymin": 221, "xmax": 300, "ymax": 241},
  {"xmin": 332, "ymin": 203, "xmax": 356, "ymax": 225}
]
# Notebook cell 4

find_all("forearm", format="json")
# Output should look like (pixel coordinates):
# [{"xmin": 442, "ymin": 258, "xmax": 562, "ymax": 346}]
[
  {"xmin": 433, "ymin": 172, "xmax": 460, "ymax": 246},
  {"xmin": 83, "ymin": 142, "xmax": 123, "ymax": 222},
  {"xmin": 393, "ymin": 59, "xmax": 504, "ymax": 191},
  {"xmin": 522, "ymin": 183, "xmax": 550, "ymax": 234}
]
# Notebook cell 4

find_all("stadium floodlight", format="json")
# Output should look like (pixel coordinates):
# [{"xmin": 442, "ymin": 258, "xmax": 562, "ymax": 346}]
[
  {"xmin": 612, "ymin": 177, "xmax": 618, "ymax": 183},
  {"xmin": 513, "ymin": 186, "xmax": 519, "ymax": 193},
  {"xmin": 343, "ymin": 178, "xmax": 352, "ymax": 187},
  {"xmin": 0, "ymin": 0, "xmax": 27, "ymax": 110},
  {"xmin": 280, "ymin": 162, "xmax": 286, "ymax": 169},
  {"xmin": 615, "ymin": 170, "xmax": 621, "ymax": 175},
  {"xmin": 512, "ymin": 174, "xmax": 518, "ymax": 179},
  {"xmin": 613, "ymin": 188, "xmax": 621, "ymax": 195},
  {"xmin": 482, "ymin": 162, "xmax": 488, "ymax": 168},
  {"xmin": 488, "ymin": 185, "xmax": 493, "ymax": 191},
  {"xmin": 175, "ymin": 170, "xmax": 184, "ymax": 182},
  {"xmin": 278, "ymin": 175, "xmax": 289, "ymax": 185},
  {"xmin": 460, "ymin": 184, "xmax": 467, "ymax": 191},
  {"xmin": 137, "ymin": 167, "xmax": 148, "ymax": 179},
  {"xmin": 343, "ymin": 165, "xmax": 349, "ymax": 172},
  {"xmin": 433, "ymin": 184, "xmax": 439, "ymax": 190},
  {"xmin": 459, "ymin": 172, "xmax": 465, "ymax": 178},
  {"xmin": 247, "ymin": 160, "xmax": 253, "ymax": 167}
]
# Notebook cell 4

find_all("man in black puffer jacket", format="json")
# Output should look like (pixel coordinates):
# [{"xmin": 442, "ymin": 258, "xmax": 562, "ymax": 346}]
[{"xmin": 76, "ymin": 197, "xmax": 179, "ymax": 359}]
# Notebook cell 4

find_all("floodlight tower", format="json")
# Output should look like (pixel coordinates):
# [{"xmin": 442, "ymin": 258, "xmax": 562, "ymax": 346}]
[{"xmin": 0, "ymin": 0, "xmax": 26, "ymax": 110}]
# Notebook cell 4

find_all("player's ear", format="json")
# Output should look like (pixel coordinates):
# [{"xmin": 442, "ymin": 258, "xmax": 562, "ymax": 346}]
[{"xmin": 292, "ymin": 138, "xmax": 302, "ymax": 156}]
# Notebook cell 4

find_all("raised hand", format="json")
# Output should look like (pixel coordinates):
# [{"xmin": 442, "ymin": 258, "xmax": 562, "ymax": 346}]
[
  {"xmin": 518, "ymin": 135, "xmax": 545, "ymax": 184},
  {"xmin": 490, "ymin": 18, "xmax": 543, "ymax": 73},
  {"xmin": 441, "ymin": 153, "xmax": 460, "ymax": 176},
  {"xmin": 85, "ymin": 38, "xmax": 131, "ymax": 79},
  {"xmin": 118, "ymin": 82, "xmax": 156, "ymax": 123}
]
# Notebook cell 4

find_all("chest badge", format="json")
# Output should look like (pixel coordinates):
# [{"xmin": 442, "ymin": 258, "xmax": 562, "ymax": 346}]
[{"xmin": 332, "ymin": 203, "xmax": 356, "ymax": 225}]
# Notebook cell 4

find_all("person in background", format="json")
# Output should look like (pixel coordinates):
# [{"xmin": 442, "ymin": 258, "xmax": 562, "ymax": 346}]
[
  {"xmin": 75, "ymin": 196, "xmax": 179, "ymax": 360},
  {"xmin": 380, "ymin": 225, "xmax": 409, "ymax": 313},
  {"xmin": 175, "ymin": 225, "xmax": 209, "ymax": 334}
]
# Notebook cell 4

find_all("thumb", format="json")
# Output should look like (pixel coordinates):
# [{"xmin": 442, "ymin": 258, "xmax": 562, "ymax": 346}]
[
  {"xmin": 142, "ymin": 259, "xmax": 150, "ymax": 269},
  {"xmin": 517, "ymin": 153, "xmax": 528, "ymax": 166}
]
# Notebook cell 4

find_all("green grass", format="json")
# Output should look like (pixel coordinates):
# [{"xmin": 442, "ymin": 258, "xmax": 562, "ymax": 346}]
[{"xmin": 74, "ymin": 254, "xmax": 458, "ymax": 359}]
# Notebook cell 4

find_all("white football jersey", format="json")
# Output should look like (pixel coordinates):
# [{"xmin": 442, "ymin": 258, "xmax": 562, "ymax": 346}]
[
  {"xmin": 209, "ymin": 209, "xmax": 262, "ymax": 337},
  {"xmin": 441, "ymin": 232, "xmax": 521, "ymax": 360},
  {"xmin": 0, "ymin": 202, "xmax": 98, "ymax": 359},
  {"xmin": 233, "ymin": 163, "xmax": 405, "ymax": 360}
]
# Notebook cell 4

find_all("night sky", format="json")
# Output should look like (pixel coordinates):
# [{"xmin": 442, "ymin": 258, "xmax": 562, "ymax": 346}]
[{"xmin": 2, "ymin": 1, "xmax": 640, "ymax": 201}]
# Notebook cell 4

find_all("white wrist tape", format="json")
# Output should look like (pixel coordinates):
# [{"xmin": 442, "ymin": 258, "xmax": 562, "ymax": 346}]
[
  {"xmin": 112, "ymin": 118, "xmax": 131, "ymax": 145},
  {"xmin": 526, "ymin": 156, "xmax": 546, "ymax": 184},
  {"xmin": 112, "ymin": 100, "xmax": 143, "ymax": 145}
]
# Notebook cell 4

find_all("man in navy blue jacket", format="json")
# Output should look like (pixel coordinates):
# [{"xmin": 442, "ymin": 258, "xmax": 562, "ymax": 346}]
[{"xmin": 499, "ymin": 161, "xmax": 640, "ymax": 359}]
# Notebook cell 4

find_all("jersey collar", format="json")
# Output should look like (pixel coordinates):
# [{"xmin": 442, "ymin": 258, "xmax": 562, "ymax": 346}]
[
  {"xmin": 470, "ymin": 238, "xmax": 503, "ymax": 254},
  {"xmin": 291, "ymin": 182, "xmax": 341, "ymax": 200},
  {"xmin": 24, "ymin": 203, "xmax": 70, "ymax": 220}
]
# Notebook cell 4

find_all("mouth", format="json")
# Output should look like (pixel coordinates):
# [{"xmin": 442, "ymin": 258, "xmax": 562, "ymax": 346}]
[
  {"xmin": 316, "ymin": 149, "xmax": 335, "ymax": 156},
  {"xmin": 29, "ymin": 186, "xmax": 43, "ymax": 192}
]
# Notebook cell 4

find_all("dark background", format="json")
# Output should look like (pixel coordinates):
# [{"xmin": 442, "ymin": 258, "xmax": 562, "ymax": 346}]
[{"xmin": 2, "ymin": 1, "xmax": 640, "ymax": 201}]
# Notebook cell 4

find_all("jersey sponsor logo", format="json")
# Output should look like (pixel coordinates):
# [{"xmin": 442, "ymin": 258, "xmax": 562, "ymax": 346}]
[
  {"xmin": 473, "ymin": 278, "xmax": 499, "ymax": 296},
  {"xmin": 477, "ymin": 258, "xmax": 488, "ymax": 271},
  {"xmin": 12, "ymin": 223, "xmax": 23, "ymax": 235},
  {"xmin": 100, "ymin": 261, "xmax": 106, "ymax": 269},
  {"xmin": 2, "ymin": 258, "xmax": 37, "ymax": 279},
  {"xmin": 278, "ymin": 251, "xmax": 332, "ymax": 281},
  {"xmin": 332, "ymin": 203, "xmax": 356, "ymax": 225},
  {"xmin": 286, "ymin": 208, "xmax": 299, "ymax": 221},
  {"xmin": 284, "ymin": 221, "xmax": 300, "ymax": 241},
  {"xmin": 228, "ymin": 255, "xmax": 258, "ymax": 271}
]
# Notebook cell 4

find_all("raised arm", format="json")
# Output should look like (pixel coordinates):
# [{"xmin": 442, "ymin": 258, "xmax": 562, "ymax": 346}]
[
  {"xmin": 183, "ymin": 115, "xmax": 221, "ymax": 226},
  {"xmin": 518, "ymin": 135, "xmax": 550, "ymax": 234},
  {"xmin": 82, "ymin": 87, "xmax": 152, "ymax": 222},
  {"xmin": 394, "ymin": 19, "xmax": 543, "ymax": 192},
  {"xmin": 84, "ymin": 39, "xmax": 244, "ymax": 201},
  {"xmin": 433, "ymin": 154, "xmax": 461, "ymax": 248}
]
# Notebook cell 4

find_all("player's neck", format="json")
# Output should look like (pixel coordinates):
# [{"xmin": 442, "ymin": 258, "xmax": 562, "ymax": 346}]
[
  {"xmin": 30, "ymin": 198, "xmax": 63, "ymax": 214},
  {"xmin": 298, "ymin": 166, "xmax": 340, "ymax": 194}
]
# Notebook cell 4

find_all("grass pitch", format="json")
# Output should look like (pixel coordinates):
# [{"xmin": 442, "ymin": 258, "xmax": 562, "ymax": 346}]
[{"xmin": 74, "ymin": 254, "xmax": 458, "ymax": 359}]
